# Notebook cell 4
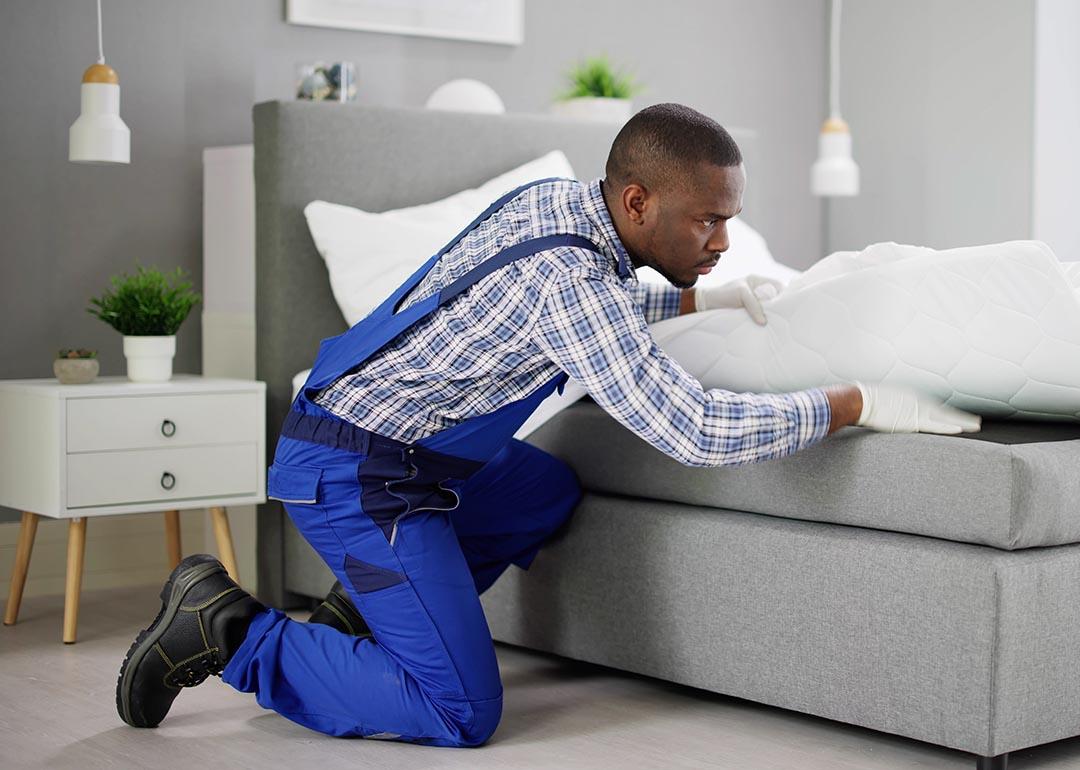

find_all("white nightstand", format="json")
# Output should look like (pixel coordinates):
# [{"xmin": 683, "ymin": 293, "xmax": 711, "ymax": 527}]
[{"xmin": 0, "ymin": 375, "xmax": 266, "ymax": 643}]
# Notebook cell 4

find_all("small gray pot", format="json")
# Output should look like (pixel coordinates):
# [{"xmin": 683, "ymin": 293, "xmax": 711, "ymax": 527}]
[{"xmin": 54, "ymin": 358, "xmax": 100, "ymax": 384}]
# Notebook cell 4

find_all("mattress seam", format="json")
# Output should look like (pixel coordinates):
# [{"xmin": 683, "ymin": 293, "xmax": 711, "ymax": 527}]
[{"xmin": 1007, "ymin": 448, "xmax": 1018, "ymax": 549}]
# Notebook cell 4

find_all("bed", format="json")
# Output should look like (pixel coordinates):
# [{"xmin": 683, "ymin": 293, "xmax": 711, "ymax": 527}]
[{"xmin": 253, "ymin": 100, "xmax": 1080, "ymax": 769}]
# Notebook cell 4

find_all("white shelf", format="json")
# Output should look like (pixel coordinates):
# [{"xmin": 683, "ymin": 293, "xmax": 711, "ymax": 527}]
[{"xmin": 0, "ymin": 376, "xmax": 266, "ymax": 519}]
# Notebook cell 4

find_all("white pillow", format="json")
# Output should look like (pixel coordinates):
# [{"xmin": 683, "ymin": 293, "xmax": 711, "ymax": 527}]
[
  {"xmin": 635, "ymin": 216, "xmax": 801, "ymax": 287},
  {"xmin": 305, "ymin": 150, "xmax": 577, "ymax": 326}
]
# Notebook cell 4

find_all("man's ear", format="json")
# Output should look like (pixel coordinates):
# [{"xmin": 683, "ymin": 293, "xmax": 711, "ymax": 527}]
[{"xmin": 620, "ymin": 183, "xmax": 651, "ymax": 225}]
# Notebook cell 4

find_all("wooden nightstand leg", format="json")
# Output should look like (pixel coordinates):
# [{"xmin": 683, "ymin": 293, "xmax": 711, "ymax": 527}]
[
  {"xmin": 4, "ymin": 511, "xmax": 40, "ymax": 626},
  {"xmin": 209, "ymin": 506, "xmax": 239, "ymax": 583},
  {"xmin": 164, "ymin": 510, "xmax": 182, "ymax": 569},
  {"xmin": 62, "ymin": 517, "xmax": 87, "ymax": 644}
]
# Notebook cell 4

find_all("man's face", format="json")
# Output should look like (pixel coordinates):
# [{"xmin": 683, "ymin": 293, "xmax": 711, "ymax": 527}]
[{"xmin": 624, "ymin": 163, "xmax": 746, "ymax": 289}]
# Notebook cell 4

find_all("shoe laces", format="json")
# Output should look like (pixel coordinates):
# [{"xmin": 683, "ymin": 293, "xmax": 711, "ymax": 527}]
[{"xmin": 164, "ymin": 648, "xmax": 225, "ymax": 688}]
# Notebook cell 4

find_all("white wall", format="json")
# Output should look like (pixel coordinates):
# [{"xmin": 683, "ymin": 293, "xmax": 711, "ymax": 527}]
[
  {"xmin": 1033, "ymin": 0, "xmax": 1080, "ymax": 261},
  {"xmin": 826, "ymin": 0, "xmax": 1036, "ymax": 253},
  {"xmin": 203, "ymin": 145, "xmax": 258, "ymax": 592}
]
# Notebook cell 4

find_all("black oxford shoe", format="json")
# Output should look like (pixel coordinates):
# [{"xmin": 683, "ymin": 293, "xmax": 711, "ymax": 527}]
[{"xmin": 116, "ymin": 554, "xmax": 266, "ymax": 728}]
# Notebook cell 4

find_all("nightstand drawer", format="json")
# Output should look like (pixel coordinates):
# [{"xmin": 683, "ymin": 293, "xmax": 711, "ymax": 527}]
[
  {"xmin": 66, "ymin": 443, "xmax": 258, "ymax": 508},
  {"xmin": 67, "ymin": 392, "xmax": 259, "ymax": 453}
]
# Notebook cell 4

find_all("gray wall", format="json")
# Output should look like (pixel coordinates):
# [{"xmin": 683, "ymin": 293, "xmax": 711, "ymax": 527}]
[{"xmin": 826, "ymin": 0, "xmax": 1036, "ymax": 252}]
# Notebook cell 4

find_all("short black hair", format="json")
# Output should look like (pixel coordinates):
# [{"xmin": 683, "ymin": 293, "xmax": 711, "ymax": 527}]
[{"xmin": 604, "ymin": 103, "xmax": 742, "ymax": 192}]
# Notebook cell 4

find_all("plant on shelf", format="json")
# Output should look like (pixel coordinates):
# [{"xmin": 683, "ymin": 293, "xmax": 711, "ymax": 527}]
[
  {"xmin": 88, "ymin": 265, "xmax": 200, "ymax": 336},
  {"xmin": 87, "ymin": 265, "xmax": 201, "ymax": 383},
  {"xmin": 551, "ymin": 55, "xmax": 643, "ymax": 123},
  {"xmin": 560, "ymin": 55, "xmax": 641, "ymax": 100},
  {"xmin": 58, "ymin": 348, "xmax": 98, "ymax": 359}
]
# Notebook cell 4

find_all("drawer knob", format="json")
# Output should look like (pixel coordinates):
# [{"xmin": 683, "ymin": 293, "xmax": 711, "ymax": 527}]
[
  {"xmin": 161, "ymin": 419, "xmax": 177, "ymax": 438},
  {"xmin": 160, "ymin": 472, "xmax": 176, "ymax": 491}
]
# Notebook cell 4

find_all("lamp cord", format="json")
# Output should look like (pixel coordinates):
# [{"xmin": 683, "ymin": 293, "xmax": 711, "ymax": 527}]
[
  {"xmin": 829, "ymin": 0, "xmax": 842, "ymax": 119},
  {"xmin": 96, "ymin": 0, "xmax": 105, "ymax": 64}
]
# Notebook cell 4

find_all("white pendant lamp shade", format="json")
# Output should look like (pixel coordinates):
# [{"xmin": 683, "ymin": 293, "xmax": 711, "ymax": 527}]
[
  {"xmin": 69, "ymin": 62, "xmax": 130, "ymax": 164},
  {"xmin": 70, "ymin": 1, "xmax": 129, "ymax": 164},
  {"xmin": 812, "ymin": 0, "xmax": 859, "ymax": 196},
  {"xmin": 811, "ymin": 116, "xmax": 859, "ymax": 196}
]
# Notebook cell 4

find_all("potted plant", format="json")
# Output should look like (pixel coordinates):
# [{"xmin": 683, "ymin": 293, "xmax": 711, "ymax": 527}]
[
  {"xmin": 550, "ymin": 55, "xmax": 643, "ymax": 123},
  {"xmin": 54, "ymin": 348, "xmax": 99, "ymax": 385},
  {"xmin": 87, "ymin": 265, "xmax": 201, "ymax": 383}
]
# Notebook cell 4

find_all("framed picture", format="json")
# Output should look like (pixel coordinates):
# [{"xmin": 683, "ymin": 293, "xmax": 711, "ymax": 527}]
[{"xmin": 286, "ymin": 0, "xmax": 524, "ymax": 46}]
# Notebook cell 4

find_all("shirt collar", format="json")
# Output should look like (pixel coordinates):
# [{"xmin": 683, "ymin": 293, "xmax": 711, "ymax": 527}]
[{"xmin": 581, "ymin": 178, "xmax": 634, "ymax": 280}]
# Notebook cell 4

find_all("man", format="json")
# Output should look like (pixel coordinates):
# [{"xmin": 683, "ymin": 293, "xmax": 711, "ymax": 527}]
[{"xmin": 116, "ymin": 103, "xmax": 980, "ymax": 745}]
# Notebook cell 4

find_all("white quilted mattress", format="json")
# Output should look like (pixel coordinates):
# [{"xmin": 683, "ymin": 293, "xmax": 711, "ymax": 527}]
[{"xmin": 516, "ymin": 239, "xmax": 1080, "ymax": 438}]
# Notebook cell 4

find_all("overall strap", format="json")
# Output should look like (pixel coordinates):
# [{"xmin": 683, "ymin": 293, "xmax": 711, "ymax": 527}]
[
  {"xmin": 394, "ymin": 233, "xmax": 602, "ymax": 321},
  {"xmin": 384, "ymin": 176, "xmax": 570, "ymax": 316},
  {"xmin": 436, "ymin": 234, "xmax": 599, "ymax": 307},
  {"xmin": 298, "ymin": 177, "xmax": 598, "ymax": 401},
  {"xmin": 439, "ymin": 176, "xmax": 568, "ymax": 261}
]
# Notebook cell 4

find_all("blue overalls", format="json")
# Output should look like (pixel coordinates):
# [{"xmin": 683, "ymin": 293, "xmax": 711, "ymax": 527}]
[{"xmin": 221, "ymin": 179, "xmax": 598, "ymax": 746}]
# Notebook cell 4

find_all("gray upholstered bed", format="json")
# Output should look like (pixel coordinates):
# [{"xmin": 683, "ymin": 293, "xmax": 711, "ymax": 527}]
[{"xmin": 253, "ymin": 100, "xmax": 1080, "ymax": 769}]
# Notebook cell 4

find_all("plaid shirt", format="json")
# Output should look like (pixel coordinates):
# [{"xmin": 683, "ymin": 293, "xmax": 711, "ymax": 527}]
[{"xmin": 315, "ymin": 178, "xmax": 832, "ymax": 467}]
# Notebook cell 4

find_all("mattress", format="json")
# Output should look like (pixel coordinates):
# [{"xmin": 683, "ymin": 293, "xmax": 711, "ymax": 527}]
[{"xmin": 653, "ymin": 240, "xmax": 1080, "ymax": 419}]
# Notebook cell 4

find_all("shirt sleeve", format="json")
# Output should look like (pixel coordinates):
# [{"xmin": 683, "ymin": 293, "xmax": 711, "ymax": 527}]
[
  {"xmin": 533, "ymin": 267, "xmax": 833, "ymax": 468},
  {"xmin": 624, "ymin": 279, "xmax": 683, "ymax": 323}
]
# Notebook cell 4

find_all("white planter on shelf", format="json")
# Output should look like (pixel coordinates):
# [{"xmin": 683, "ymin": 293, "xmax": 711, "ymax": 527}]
[
  {"xmin": 550, "ymin": 97, "xmax": 633, "ymax": 123},
  {"xmin": 122, "ymin": 335, "xmax": 176, "ymax": 383}
]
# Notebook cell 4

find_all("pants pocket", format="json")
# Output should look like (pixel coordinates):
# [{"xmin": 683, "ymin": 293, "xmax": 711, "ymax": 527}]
[{"xmin": 267, "ymin": 462, "xmax": 324, "ymax": 504}]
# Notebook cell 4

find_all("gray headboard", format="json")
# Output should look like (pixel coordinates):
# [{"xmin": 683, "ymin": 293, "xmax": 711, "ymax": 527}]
[{"xmin": 252, "ymin": 100, "xmax": 755, "ymax": 605}]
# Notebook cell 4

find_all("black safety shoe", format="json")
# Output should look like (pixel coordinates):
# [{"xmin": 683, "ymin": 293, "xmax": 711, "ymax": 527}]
[
  {"xmin": 307, "ymin": 580, "xmax": 372, "ymax": 638},
  {"xmin": 116, "ymin": 554, "xmax": 266, "ymax": 728}
]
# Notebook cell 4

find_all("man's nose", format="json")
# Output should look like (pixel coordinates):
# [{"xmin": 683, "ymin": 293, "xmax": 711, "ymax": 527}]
[{"xmin": 705, "ymin": 225, "xmax": 730, "ymax": 254}]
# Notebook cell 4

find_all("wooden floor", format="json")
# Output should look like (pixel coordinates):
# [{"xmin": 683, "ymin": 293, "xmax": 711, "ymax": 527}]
[{"xmin": 2, "ymin": 586, "xmax": 1079, "ymax": 769}]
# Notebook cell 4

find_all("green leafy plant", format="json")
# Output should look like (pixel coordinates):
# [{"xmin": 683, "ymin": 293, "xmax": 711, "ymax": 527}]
[
  {"xmin": 87, "ymin": 265, "xmax": 201, "ymax": 336},
  {"xmin": 558, "ymin": 55, "xmax": 642, "ymax": 100},
  {"xmin": 57, "ymin": 348, "xmax": 98, "ymax": 359}
]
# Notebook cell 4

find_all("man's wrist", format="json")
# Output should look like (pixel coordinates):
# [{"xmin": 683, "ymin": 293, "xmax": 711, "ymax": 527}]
[{"xmin": 823, "ymin": 383, "xmax": 863, "ymax": 434}]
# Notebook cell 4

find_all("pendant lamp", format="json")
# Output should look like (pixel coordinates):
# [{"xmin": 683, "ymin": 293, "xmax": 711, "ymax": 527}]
[
  {"xmin": 69, "ymin": 0, "xmax": 130, "ymax": 164},
  {"xmin": 811, "ymin": 0, "xmax": 858, "ymax": 196}
]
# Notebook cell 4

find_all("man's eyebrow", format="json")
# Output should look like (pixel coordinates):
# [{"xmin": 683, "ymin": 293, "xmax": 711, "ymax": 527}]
[{"xmin": 704, "ymin": 207, "xmax": 743, "ymax": 219}]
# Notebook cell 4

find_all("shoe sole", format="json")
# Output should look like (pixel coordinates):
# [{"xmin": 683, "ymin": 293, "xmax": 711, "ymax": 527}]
[{"xmin": 116, "ymin": 555, "xmax": 226, "ymax": 727}]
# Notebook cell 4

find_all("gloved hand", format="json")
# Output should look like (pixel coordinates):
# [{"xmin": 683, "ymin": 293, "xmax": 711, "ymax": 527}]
[
  {"xmin": 694, "ymin": 274, "xmax": 785, "ymax": 325},
  {"xmin": 853, "ymin": 381, "xmax": 982, "ymax": 434}
]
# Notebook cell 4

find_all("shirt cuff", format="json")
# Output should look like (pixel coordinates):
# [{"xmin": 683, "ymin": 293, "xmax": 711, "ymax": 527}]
[{"xmin": 787, "ymin": 386, "xmax": 833, "ymax": 449}]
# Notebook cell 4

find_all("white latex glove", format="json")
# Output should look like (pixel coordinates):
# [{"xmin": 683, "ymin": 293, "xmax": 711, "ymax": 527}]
[
  {"xmin": 853, "ymin": 381, "xmax": 982, "ymax": 435},
  {"xmin": 694, "ymin": 274, "xmax": 784, "ymax": 325}
]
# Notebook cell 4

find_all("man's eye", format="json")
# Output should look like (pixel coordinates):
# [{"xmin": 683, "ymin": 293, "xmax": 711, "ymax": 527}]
[{"xmin": 701, "ymin": 219, "xmax": 717, "ymax": 227}]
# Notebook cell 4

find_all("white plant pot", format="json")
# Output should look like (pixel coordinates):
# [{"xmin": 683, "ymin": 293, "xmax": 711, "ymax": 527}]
[
  {"xmin": 123, "ymin": 335, "xmax": 176, "ymax": 383},
  {"xmin": 550, "ymin": 97, "xmax": 633, "ymax": 123}
]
